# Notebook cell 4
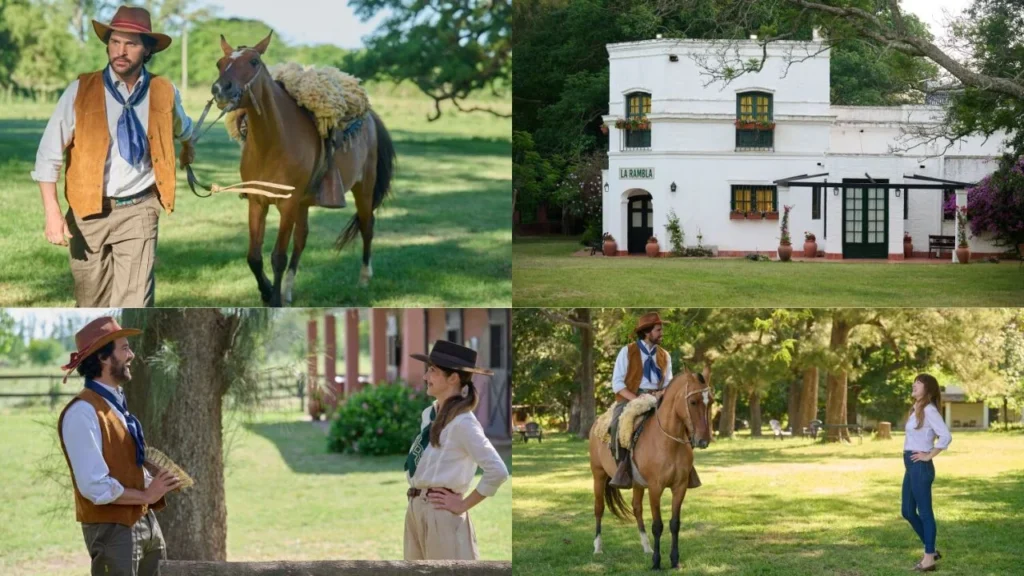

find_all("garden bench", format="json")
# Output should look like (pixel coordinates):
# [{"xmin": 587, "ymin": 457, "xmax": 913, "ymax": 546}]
[
  {"xmin": 802, "ymin": 419, "xmax": 823, "ymax": 440},
  {"xmin": 588, "ymin": 240, "xmax": 603, "ymax": 255},
  {"xmin": 520, "ymin": 422, "xmax": 544, "ymax": 443},
  {"xmin": 928, "ymin": 235, "xmax": 955, "ymax": 258}
]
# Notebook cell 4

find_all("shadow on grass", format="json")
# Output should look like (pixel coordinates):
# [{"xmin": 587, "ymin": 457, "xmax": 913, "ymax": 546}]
[{"xmin": 243, "ymin": 419, "xmax": 404, "ymax": 477}]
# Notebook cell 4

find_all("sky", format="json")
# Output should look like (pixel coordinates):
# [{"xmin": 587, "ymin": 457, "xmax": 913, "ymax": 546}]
[
  {"xmin": 5, "ymin": 309, "xmax": 112, "ymax": 340},
  {"xmin": 902, "ymin": 0, "xmax": 971, "ymax": 42},
  {"xmin": 196, "ymin": 0, "xmax": 389, "ymax": 49}
]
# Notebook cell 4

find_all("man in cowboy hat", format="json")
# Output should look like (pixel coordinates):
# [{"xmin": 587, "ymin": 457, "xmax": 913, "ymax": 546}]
[
  {"xmin": 32, "ymin": 5, "xmax": 196, "ymax": 307},
  {"xmin": 608, "ymin": 312, "xmax": 672, "ymax": 487},
  {"xmin": 58, "ymin": 316, "xmax": 182, "ymax": 576}
]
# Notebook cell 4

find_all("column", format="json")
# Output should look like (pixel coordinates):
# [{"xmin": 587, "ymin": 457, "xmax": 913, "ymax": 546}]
[
  {"xmin": 370, "ymin": 308, "xmax": 388, "ymax": 386},
  {"xmin": 402, "ymin": 309, "xmax": 426, "ymax": 388},
  {"xmin": 345, "ymin": 309, "xmax": 360, "ymax": 395},
  {"xmin": 307, "ymin": 319, "xmax": 318, "ymax": 415},
  {"xmin": 324, "ymin": 313, "xmax": 337, "ymax": 399}
]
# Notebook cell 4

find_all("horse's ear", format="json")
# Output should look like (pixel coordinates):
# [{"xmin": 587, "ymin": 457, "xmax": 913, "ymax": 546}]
[
  {"xmin": 682, "ymin": 364, "xmax": 691, "ymax": 375},
  {"xmin": 254, "ymin": 30, "xmax": 273, "ymax": 55},
  {"xmin": 702, "ymin": 364, "xmax": 711, "ymax": 387},
  {"xmin": 220, "ymin": 35, "xmax": 233, "ymax": 56}
]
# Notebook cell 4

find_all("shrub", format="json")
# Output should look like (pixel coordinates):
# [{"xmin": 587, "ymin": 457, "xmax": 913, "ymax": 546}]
[
  {"xmin": 666, "ymin": 209, "xmax": 685, "ymax": 256},
  {"xmin": 580, "ymin": 222, "xmax": 601, "ymax": 246},
  {"xmin": 327, "ymin": 382, "xmax": 431, "ymax": 456}
]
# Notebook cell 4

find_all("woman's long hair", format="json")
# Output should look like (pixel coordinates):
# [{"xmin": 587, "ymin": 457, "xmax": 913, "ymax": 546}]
[
  {"xmin": 430, "ymin": 368, "xmax": 478, "ymax": 447},
  {"xmin": 913, "ymin": 373, "xmax": 942, "ymax": 430}
]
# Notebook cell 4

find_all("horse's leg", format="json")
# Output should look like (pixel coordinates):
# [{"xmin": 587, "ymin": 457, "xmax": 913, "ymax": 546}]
[
  {"xmin": 284, "ymin": 204, "xmax": 310, "ymax": 305},
  {"xmin": 246, "ymin": 199, "xmax": 273, "ymax": 304},
  {"xmin": 669, "ymin": 485, "xmax": 688, "ymax": 569},
  {"xmin": 269, "ymin": 204, "xmax": 296, "ymax": 307},
  {"xmin": 648, "ymin": 488, "xmax": 665, "ymax": 570},
  {"xmin": 633, "ymin": 487, "xmax": 652, "ymax": 554},
  {"xmin": 352, "ymin": 178, "xmax": 376, "ymax": 287},
  {"xmin": 592, "ymin": 474, "xmax": 606, "ymax": 555}
]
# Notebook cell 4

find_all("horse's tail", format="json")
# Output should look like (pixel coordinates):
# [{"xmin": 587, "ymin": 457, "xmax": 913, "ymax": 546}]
[
  {"xmin": 604, "ymin": 478, "xmax": 633, "ymax": 522},
  {"xmin": 335, "ymin": 111, "xmax": 396, "ymax": 250}
]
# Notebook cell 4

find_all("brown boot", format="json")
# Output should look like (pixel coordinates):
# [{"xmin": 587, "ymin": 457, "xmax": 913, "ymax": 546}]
[
  {"xmin": 687, "ymin": 466, "xmax": 702, "ymax": 489},
  {"xmin": 610, "ymin": 452, "xmax": 633, "ymax": 488}
]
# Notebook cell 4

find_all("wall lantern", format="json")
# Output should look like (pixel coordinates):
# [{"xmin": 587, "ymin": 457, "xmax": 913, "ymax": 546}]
[
  {"xmin": 895, "ymin": 189, "xmax": 902, "ymax": 198},
  {"xmin": 670, "ymin": 182, "xmax": 677, "ymax": 193},
  {"xmin": 604, "ymin": 183, "xmax": 610, "ymax": 194},
  {"xmin": 833, "ymin": 187, "xmax": 840, "ymax": 197}
]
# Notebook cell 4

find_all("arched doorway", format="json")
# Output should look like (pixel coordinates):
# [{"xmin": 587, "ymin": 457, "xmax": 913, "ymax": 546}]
[{"xmin": 626, "ymin": 191, "xmax": 653, "ymax": 254}]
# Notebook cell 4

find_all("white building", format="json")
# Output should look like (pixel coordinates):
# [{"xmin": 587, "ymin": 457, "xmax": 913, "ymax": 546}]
[{"xmin": 600, "ymin": 38, "xmax": 1006, "ymax": 259}]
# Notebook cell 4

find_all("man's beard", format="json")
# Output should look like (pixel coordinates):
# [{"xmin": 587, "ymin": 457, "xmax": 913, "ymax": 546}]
[
  {"xmin": 109, "ymin": 356, "xmax": 132, "ymax": 384},
  {"xmin": 109, "ymin": 55, "xmax": 144, "ymax": 78},
  {"xmin": 648, "ymin": 334, "xmax": 662, "ymax": 346}
]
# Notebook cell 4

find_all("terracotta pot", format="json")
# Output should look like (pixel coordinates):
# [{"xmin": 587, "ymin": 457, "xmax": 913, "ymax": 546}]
[
  {"xmin": 600, "ymin": 124, "xmax": 609, "ymax": 135},
  {"xmin": 803, "ymin": 241, "xmax": 817, "ymax": 258},
  {"xmin": 956, "ymin": 246, "xmax": 970, "ymax": 264},
  {"xmin": 778, "ymin": 243, "xmax": 793, "ymax": 262},
  {"xmin": 730, "ymin": 212, "xmax": 745, "ymax": 220},
  {"xmin": 765, "ymin": 212, "xmax": 780, "ymax": 220},
  {"xmin": 903, "ymin": 240, "xmax": 913, "ymax": 259},
  {"xmin": 646, "ymin": 241, "xmax": 660, "ymax": 257},
  {"xmin": 602, "ymin": 239, "xmax": 617, "ymax": 257}
]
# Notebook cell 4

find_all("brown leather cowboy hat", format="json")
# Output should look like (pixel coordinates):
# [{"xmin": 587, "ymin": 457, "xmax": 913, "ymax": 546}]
[
  {"xmin": 410, "ymin": 340, "xmax": 494, "ymax": 376},
  {"xmin": 93, "ymin": 6, "xmax": 172, "ymax": 54},
  {"xmin": 61, "ymin": 316, "xmax": 141, "ymax": 382},
  {"xmin": 635, "ymin": 312, "xmax": 669, "ymax": 335}
]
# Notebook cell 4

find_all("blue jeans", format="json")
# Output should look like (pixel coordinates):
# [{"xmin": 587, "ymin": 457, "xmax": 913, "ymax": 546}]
[{"xmin": 902, "ymin": 451, "xmax": 937, "ymax": 554}]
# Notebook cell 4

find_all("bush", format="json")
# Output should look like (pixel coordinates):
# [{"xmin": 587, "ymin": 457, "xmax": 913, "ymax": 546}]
[
  {"xmin": 666, "ymin": 210, "xmax": 685, "ymax": 256},
  {"xmin": 580, "ymin": 221, "xmax": 601, "ymax": 246},
  {"xmin": 327, "ymin": 382, "xmax": 431, "ymax": 456}
]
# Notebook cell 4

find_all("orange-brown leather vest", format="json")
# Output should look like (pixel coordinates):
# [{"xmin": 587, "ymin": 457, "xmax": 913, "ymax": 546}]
[{"xmin": 617, "ymin": 341, "xmax": 669, "ymax": 402}]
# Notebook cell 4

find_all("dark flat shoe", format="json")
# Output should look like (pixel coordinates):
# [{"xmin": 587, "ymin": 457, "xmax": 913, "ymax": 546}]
[
  {"xmin": 914, "ymin": 562, "xmax": 937, "ymax": 572},
  {"xmin": 934, "ymin": 550, "xmax": 942, "ymax": 561}
]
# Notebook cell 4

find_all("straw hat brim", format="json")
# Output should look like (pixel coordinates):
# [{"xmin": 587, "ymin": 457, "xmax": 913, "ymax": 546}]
[
  {"xmin": 92, "ymin": 20, "xmax": 173, "ymax": 53},
  {"xmin": 409, "ymin": 353, "xmax": 494, "ymax": 376}
]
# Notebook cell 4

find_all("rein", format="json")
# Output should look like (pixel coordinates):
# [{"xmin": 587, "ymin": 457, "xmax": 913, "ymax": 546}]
[
  {"xmin": 184, "ymin": 62, "xmax": 293, "ymax": 200},
  {"xmin": 655, "ymin": 379, "xmax": 710, "ymax": 446}
]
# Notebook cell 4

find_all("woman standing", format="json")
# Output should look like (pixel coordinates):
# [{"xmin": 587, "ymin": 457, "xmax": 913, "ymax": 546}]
[
  {"xmin": 403, "ymin": 340, "xmax": 510, "ymax": 560},
  {"xmin": 903, "ymin": 373, "xmax": 953, "ymax": 572}
]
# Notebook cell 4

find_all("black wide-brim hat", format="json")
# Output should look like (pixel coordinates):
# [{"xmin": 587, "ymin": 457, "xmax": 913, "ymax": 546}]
[{"xmin": 410, "ymin": 340, "xmax": 494, "ymax": 376}]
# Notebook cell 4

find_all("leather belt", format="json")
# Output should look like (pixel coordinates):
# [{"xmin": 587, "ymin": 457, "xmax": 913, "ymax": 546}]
[
  {"xmin": 104, "ymin": 186, "xmax": 156, "ymax": 210},
  {"xmin": 407, "ymin": 487, "xmax": 455, "ymax": 499}
]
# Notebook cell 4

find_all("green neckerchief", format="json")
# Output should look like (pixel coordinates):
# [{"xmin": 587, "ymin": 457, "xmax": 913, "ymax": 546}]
[{"xmin": 404, "ymin": 403, "xmax": 437, "ymax": 478}]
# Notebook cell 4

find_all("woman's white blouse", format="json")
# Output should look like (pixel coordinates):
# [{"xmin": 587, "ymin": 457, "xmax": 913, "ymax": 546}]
[
  {"xmin": 904, "ymin": 404, "xmax": 953, "ymax": 452},
  {"xmin": 407, "ymin": 405, "xmax": 510, "ymax": 497}
]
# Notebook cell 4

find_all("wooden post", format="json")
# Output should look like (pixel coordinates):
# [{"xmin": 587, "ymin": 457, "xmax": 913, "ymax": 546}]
[{"xmin": 876, "ymin": 421, "xmax": 892, "ymax": 440}]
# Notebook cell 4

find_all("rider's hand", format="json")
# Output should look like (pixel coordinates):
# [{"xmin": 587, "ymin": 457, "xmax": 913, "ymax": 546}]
[
  {"xmin": 179, "ymin": 140, "xmax": 195, "ymax": 169},
  {"xmin": 44, "ymin": 210, "xmax": 72, "ymax": 246}
]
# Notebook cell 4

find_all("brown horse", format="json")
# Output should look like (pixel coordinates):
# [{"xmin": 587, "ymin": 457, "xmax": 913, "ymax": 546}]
[
  {"xmin": 588, "ymin": 365, "xmax": 713, "ymax": 570},
  {"xmin": 209, "ymin": 32, "xmax": 395, "ymax": 306}
]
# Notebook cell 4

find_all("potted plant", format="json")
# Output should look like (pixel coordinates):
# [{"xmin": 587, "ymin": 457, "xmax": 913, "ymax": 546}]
[
  {"xmin": 903, "ymin": 231, "xmax": 913, "ymax": 259},
  {"xmin": 765, "ymin": 211, "xmax": 780, "ymax": 220},
  {"xmin": 734, "ymin": 119, "xmax": 776, "ymax": 131},
  {"xmin": 730, "ymin": 209, "xmax": 745, "ymax": 220},
  {"xmin": 778, "ymin": 205, "xmax": 794, "ymax": 261},
  {"xmin": 956, "ymin": 207, "xmax": 971, "ymax": 264},
  {"xmin": 614, "ymin": 116, "xmax": 651, "ymax": 131},
  {"xmin": 599, "ymin": 123, "xmax": 609, "ymax": 135},
  {"xmin": 646, "ymin": 235, "xmax": 661, "ymax": 257},
  {"xmin": 803, "ymin": 231, "xmax": 817, "ymax": 258},
  {"xmin": 602, "ymin": 233, "xmax": 618, "ymax": 257}
]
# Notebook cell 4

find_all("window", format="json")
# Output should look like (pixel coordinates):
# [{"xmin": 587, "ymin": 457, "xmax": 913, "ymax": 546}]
[
  {"xmin": 736, "ymin": 92, "xmax": 773, "ymax": 149},
  {"xmin": 446, "ymin": 310, "xmax": 462, "ymax": 345},
  {"xmin": 386, "ymin": 314, "xmax": 401, "ymax": 382},
  {"xmin": 903, "ymin": 188, "xmax": 909, "ymax": 220},
  {"xmin": 488, "ymin": 310, "xmax": 507, "ymax": 370},
  {"xmin": 625, "ymin": 92, "xmax": 652, "ymax": 149},
  {"xmin": 731, "ymin": 185, "xmax": 777, "ymax": 213},
  {"xmin": 812, "ymin": 186, "xmax": 822, "ymax": 220},
  {"xmin": 942, "ymin": 189, "xmax": 954, "ymax": 221}
]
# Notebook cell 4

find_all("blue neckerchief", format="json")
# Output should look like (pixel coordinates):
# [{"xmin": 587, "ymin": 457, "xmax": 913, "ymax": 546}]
[
  {"xmin": 85, "ymin": 380, "xmax": 145, "ymax": 467},
  {"xmin": 637, "ymin": 339, "xmax": 663, "ymax": 385},
  {"xmin": 405, "ymin": 404, "xmax": 437, "ymax": 478},
  {"xmin": 102, "ymin": 65, "xmax": 150, "ymax": 168}
]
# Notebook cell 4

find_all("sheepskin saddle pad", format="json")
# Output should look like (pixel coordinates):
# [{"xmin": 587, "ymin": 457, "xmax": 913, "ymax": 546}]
[
  {"xmin": 225, "ymin": 62, "xmax": 371, "ymax": 143},
  {"xmin": 593, "ymin": 394, "xmax": 658, "ymax": 451}
]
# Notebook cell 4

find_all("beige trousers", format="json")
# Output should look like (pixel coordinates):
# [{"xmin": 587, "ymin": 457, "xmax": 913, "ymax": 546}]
[
  {"xmin": 404, "ymin": 493, "xmax": 479, "ymax": 560},
  {"xmin": 66, "ymin": 194, "xmax": 160, "ymax": 307}
]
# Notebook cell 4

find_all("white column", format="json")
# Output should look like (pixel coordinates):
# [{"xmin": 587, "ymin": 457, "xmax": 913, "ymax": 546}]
[
  {"xmin": 952, "ymin": 190, "xmax": 967, "ymax": 263},
  {"xmin": 982, "ymin": 403, "xmax": 989, "ymax": 429},
  {"xmin": 945, "ymin": 403, "xmax": 952, "ymax": 428}
]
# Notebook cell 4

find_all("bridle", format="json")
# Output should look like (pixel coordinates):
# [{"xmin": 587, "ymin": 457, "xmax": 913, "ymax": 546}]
[
  {"xmin": 655, "ymin": 376, "xmax": 711, "ymax": 446},
  {"xmin": 184, "ymin": 57, "xmax": 291, "ymax": 200}
]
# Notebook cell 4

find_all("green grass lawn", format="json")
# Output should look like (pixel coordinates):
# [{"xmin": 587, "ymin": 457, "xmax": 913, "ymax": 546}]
[
  {"xmin": 0, "ymin": 82, "xmax": 511, "ymax": 307},
  {"xmin": 513, "ymin": 431, "xmax": 1024, "ymax": 575},
  {"xmin": 512, "ymin": 238, "xmax": 1023, "ymax": 307},
  {"xmin": 0, "ymin": 407, "xmax": 512, "ymax": 576}
]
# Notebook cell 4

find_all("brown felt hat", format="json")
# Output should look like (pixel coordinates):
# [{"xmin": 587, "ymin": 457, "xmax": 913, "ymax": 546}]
[
  {"xmin": 635, "ymin": 312, "xmax": 669, "ymax": 335},
  {"xmin": 93, "ymin": 6, "xmax": 172, "ymax": 54},
  {"xmin": 61, "ymin": 316, "xmax": 141, "ymax": 382},
  {"xmin": 410, "ymin": 340, "xmax": 494, "ymax": 376}
]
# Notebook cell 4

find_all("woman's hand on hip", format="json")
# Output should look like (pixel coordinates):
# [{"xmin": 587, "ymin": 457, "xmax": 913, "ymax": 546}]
[
  {"xmin": 428, "ymin": 489, "xmax": 468, "ymax": 515},
  {"xmin": 910, "ymin": 451, "xmax": 933, "ymax": 462}
]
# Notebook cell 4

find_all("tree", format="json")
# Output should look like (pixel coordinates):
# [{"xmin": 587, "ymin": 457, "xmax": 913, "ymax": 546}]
[
  {"xmin": 962, "ymin": 155, "xmax": 1024, "ymax": 250},
  {"xmin": 347, "ymin": 0, "xmax": 511, "ymax": 120},
  {"xmin": 122, "ymin": 308, "xmax": 268, "ymax": 561},
  {"xmin": 0, "ymin": 310, "xmax": 15, "ymax": 358},
  {"xmin": 26, "ymin": 339, "xmax": 65, "ymax": 366}
]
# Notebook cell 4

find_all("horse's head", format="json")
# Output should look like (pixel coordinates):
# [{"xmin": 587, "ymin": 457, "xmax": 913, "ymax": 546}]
[
  {"xmin": 666, "ymin": 365, "xmax": 713, "ymax": 449},
  {"xmin": 211, "ymin": 32, "xmax": 273, "ymax": 111}
]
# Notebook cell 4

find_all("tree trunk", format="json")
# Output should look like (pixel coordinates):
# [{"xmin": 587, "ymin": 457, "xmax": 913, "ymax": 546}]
[
  {"xmin": 825, "ymin": 319, "xmax": 851, "ymax": 442},
  {"xmin": 718, "ymin": 386, "xmax": 737, "ymax": 438},
  {"xmin": 787, "ymin": 377, "xmax": 800, "ymax": 434},
  {"xmin": 847, "ymin": 383, "xmax": 861, "ymax": 427},
  {"xmin": 749, "ymin": 391, "xmax": 762, "ymax": 436},
  {"xmin": 877, "ymin": 422, "xmax": 892, "ymax": 440},
  {"xmin": 568, "ymin": 390, "xmax": 581, "ymax": 435},
  {"xmin": 125, "ymin": 309, "xmax": 239, "ymax": 561},
  {"xmin": 800, "ymin": 367, "xmax": 819, "ymax": 433},
  {"xmin": 576, "ymin": 308, "xmax": 596, "ymax": 439}
]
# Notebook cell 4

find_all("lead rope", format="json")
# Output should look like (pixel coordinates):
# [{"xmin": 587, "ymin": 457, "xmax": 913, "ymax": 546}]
[{"xmin": 184, "ymin": 63, "xmax": 292, "ymax": 199}]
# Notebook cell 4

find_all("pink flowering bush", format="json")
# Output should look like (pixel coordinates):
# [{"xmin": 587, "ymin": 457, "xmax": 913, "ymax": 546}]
[{"xmin": 946, "ymin": 155, "xmax": 1024, "ymax": 249}]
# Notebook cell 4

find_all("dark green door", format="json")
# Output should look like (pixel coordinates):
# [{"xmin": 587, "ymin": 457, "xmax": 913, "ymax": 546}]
[
  {"xmin": 627, "ymin": 194, "xmax": 653, "ymax": 254},
  {"xmin": 842, "ymin": 183, "xmax": 888, "ymax": 259}
]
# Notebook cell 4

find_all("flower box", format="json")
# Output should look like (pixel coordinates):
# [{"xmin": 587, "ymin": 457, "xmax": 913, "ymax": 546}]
[
  {"xmin": 730, "ymin": 211, "xmax": 746, "ymax": 220},
  {"xmin": 734, "ymin": 120, "xmax": 776, "ymax": 131},
  {"xmin": 747, "ymin": 211, "xmax": 762, "ymax": 219},
  {"xmin": 764, "ymin": 211, "xmax": 780, "ymax": 220}
]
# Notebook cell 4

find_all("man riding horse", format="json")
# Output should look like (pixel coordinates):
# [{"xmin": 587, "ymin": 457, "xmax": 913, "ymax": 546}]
[{"xmin": 608, "ymin": 312, "xmax": 701, "ymax": 489}]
